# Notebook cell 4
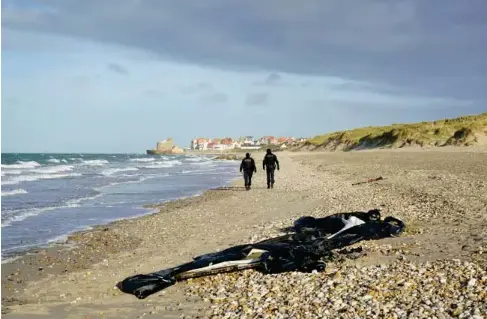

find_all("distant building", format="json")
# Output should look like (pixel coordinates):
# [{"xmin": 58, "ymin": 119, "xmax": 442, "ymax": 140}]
[
  {"xmin": 221, "ymin": 138, "xmax": 235, "ymax": 149},
  {"xmin": 147, "ymin": 137, "xmax": 184, "ymax": 154},
  {"xmin": 191, "ymin": 135, "xmax": 296, "ymax": 150},
  {"xmin": 259, "ymin": 136, "xmax": 278, "ymax": 145},
  {"xmin": 240, "ymin": 136, "xmax": 261, "ymax": 150},
  {"xmin": 243, "ymin": 136, "xmax": 255, "ymax": 146},
  {"xmin": 156, "ymin": 138, "xmax": 175, "ymax": 152},
  {"xmin": 278, "ymin": 137, "xmax": 287, "ymax": 144},
  {"xmin": 191, "ymin": 136, "xmax": 238, "ymax": 151},
  {"xmin": 192, "ymin": 138, "xmax": 210, "ymax": 150}
]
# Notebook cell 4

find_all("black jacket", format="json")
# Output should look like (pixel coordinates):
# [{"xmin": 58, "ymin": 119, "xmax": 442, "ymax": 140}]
[
  {"xmin": 263, "ymin": 153, "xmax": 280, "ymax": 170},
  {"xmin": 240, "ymin": 157, "xmax": 256, "ymax": 172}
]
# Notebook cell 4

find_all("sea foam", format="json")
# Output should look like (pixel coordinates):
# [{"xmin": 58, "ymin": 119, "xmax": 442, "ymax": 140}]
[
  {"xmin": 31, "ymin": 165, "xmax": 74, "ymax": 174},
  {"xmin": 1, "ymin": 189, "xmax": 28, "ymax": 197},
  {"xmin": 2, "ymin": 173, "xmax": 82, "ymax": 185},
  {"xmin": 1, "ymin": 161, "xmax": 41, "ymax": 169},
  {"xmin": 80, "ymin": 159, "xmax": 109, "ymax": 166},
  {"xmin": 101, "ymin": 167, "xmax": 139, "ymax": 176}
]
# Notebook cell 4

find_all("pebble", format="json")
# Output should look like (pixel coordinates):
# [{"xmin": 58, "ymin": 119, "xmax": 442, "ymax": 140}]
[{"xmin": 187, "ymin": 259, "xmax": 487, "ymax": 318}]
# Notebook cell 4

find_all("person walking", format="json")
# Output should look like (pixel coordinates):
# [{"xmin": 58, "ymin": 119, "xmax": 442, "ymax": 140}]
[
  {"xmin": 240, "ymin": 153, "xmax": 257, "ymax": 190},
  {"xmin": 263, "ymin": 148, "xmax": 280, "ymax": 189}
]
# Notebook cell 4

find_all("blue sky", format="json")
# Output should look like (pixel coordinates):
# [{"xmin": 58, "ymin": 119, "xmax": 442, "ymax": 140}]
[{"xmin": 1, "ymin": 0, "xmax": 486, "ymax": 153}]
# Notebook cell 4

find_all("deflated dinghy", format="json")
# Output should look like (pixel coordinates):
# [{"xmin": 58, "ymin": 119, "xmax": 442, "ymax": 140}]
[
  {"xmin": 293, "ymin": 209, "xmax": 381, "ymax": 234},
  {"xmin": 117, "ymin": 210, "xmax": 405, "ymax": 299}
]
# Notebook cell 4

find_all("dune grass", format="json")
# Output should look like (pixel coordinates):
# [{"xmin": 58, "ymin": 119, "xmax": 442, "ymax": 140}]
[{"xmin": 304, "ymin": 112, "xmax": 487, "ymax": 150}]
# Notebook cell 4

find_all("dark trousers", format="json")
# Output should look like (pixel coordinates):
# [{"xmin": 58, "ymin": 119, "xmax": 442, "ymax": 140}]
[
  {"xmin": 266, "ymin": 168, "xmax": 275, "ymax": 186},
  {"xmin": 243, "ymin": 170, "xmax": 254, "ymax": 187}
]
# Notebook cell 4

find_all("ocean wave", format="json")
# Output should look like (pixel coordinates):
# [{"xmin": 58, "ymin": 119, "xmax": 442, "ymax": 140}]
[
  {"xmin": 2, "ymin": 173, "xmax": 82, "ymax": 185},
  {"xmin": 191, "ymin": 160, "xmax": 216, "ymax": 166},
  {"xmin": 185, "ymin": 156, "xmax": 209, "ymax": 162},
  {"xmin": 1, "ymin": 169, "xmax": 22, "ymax": 176},
  {"xmin": 94, "ymin": 174, "xmax": 160, "ymax": 190},
  {"xmin": 1, "ymin": 161, "xmax": 41, "ymax": 169},
  {"xmin": 80, "ymin": 159, "xmax": 109, "ymax": 166},
  {"xmin": 142, "ymin": 160, "xmax": 183, "ymax": 169},
  {"xmin": 65, "ymin": 193, "xmax": 103, "ymax": 206},
  {"xmin": 180, "ymin": 169, "xmax": 222, "ymax": 175},
  {"xmin": 1, "ymin": 203, "xmax": 78, "ymax": 227},
  {"xmin": 129, "ymin": 158, "xmax": 156, "ymax": 162},
  {"xmin": 46, "ymin": 158, "xmax": 69, "ymax": 164},
  {"xmin": 1, "ymin": 189, "xmax": 28, "ymax": 197},
  {"xmin": 101, "ymin": 167, "xmax": 139, "ymax": 176},
  {"xmin": 31, "ymin": 165, "xmax": 74, "ymax": 174}
]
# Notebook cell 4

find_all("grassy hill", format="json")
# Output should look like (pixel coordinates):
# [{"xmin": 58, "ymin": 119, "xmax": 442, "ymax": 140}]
[{"xmin": 294, "ymin": 112, "xmax": 487, "ymax": 152}]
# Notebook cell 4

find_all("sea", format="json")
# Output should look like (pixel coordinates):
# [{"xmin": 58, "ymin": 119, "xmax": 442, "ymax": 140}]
[{"xmin": 1, "ymin": 153, "xmax": 240, "ymax": 260}]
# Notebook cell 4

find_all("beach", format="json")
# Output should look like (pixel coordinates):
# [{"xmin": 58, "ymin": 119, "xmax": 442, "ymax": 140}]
[{"xmin": 2, "ymin": 148, "xmax": 487, "ymax": 318}]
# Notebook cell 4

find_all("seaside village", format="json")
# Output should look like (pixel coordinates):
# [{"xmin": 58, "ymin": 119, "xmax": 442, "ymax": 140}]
[
  {"xmin": 190, "ymin": 136, "xmax": 309, "ymax": 151},
  {"xmin": 147, "ymin": 136, "xmax": 308, "ymax": 155}
]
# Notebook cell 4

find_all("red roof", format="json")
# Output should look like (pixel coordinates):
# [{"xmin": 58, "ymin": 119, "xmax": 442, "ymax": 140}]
[{"xmin": 220, "ymin": 137, "xmax": 233, "ymax": 145}]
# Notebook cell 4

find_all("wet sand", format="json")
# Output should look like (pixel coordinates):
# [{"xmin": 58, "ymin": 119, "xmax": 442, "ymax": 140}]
[{"xmin": 2, "ymin": 148, "xmax": 486, "ymax": 318}]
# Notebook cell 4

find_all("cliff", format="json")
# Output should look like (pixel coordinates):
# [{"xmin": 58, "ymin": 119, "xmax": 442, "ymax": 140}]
[
  {"xmin": 292, "ymin": 112, "xmax": 487, "ymax": 152},
  {"xmin": 146, "ymin": 138, "xmax": 185, "ymax": 155}
]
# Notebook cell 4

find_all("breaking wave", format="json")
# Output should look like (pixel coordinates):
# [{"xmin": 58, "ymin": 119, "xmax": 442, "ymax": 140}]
[
  {"xmin": 101, "ymin": 167, "xmax": 139, "ymax": 176},
  {"xmin": 2, "ymin": 173, "xmax": 82, "ymax": 185},
  {"xmin": 129, "ymin": 158, "xmax": 156, "ymax": 162},
  {"xmin": 80, "ymin": 159, "xmax": 109, "ymax": 166},
  {"xmin": 186, "ymin": 156, "xmax": 208, "ymax": 162},
  {"xmin": 1, "ymin": 202, "xmax": 81, "ymax": 227},
  {"xmin": 1, "ymin": 189, "xmax": 28, "ymax": 197},
  {"xmin": 1, "ymin": 161, "xmax": 41, "ymax": 169},
  {"xmin": 31, "ymin": 165, "xmax": 74, "ymax": 174},
  {"xmin": 142, "ymin": 160, "xmax": 182, "ymax": 169},
  {"xmin": 1, "ymin": 170, "xmax": 22, "ymax": 176}
]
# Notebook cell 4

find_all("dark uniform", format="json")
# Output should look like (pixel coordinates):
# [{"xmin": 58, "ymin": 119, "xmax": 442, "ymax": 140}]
[
  {"xmin": 263, "ymin": 149, "xmax": 280, "ymax": 189},
  {"xmin": 240, "ymin": 153, "xmax": 257, "ymax": 190}
]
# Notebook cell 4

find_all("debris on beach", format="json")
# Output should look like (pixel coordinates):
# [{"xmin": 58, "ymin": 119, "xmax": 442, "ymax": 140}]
[
  {"xmin": 117, "ymin": 209, "xmax": 406, "ymax": 299},
  {"xmin": 352, "ymin": 176, "xmax": 384, "ymax": 186}
]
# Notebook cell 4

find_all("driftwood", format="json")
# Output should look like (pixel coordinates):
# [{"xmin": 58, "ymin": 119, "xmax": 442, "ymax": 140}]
[{"xmin": 352, "ymin": 176, "xmax": 384, "ymax": 186}]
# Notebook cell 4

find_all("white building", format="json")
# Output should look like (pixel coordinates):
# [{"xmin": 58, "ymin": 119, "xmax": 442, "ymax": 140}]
[{"xmin": 243, "ymin": 136, "xmax": 255, "ymax": 145}]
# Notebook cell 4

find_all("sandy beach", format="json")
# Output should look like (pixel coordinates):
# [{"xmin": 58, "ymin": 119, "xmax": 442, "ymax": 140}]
[{"xmin": 2, "ymin": 148, "xmax": 487, "ymax": 318}]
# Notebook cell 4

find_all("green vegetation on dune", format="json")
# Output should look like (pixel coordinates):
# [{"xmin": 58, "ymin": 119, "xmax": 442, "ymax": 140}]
[{"xmin": 302, "ymin": 112, "xmax": 487, "ymax": 151}]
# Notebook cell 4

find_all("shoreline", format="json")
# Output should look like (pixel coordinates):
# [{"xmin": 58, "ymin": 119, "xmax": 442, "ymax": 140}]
[
  {"xmin": 1, "ymin": 172, "xmax": 242, "ymax": 259},
  {"xmin": 2, "ymin": 149, "xmax": 486, "ymax": 318},
  {"xmin": 1, "ymin": 167, "xmax": 245, "ymax": 314},
  {"xmin": 1, "ymin": 157, "xmax": 242, "ymax": 261},
  {"xmin": 1, "ymin": 176, "xmax": 242, "ymax": 314}
]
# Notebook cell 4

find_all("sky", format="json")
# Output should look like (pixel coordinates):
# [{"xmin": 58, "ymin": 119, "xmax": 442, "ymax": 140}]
[{"xmin": 1, "ymin": 0, "xmax": 487, "ymax": 153}]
